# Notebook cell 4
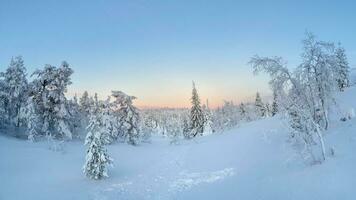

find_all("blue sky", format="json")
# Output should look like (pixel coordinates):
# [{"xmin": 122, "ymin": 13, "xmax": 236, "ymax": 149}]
[{"xmin": 1, "ymin": 0, "xmax": 355, "ymax": 107}]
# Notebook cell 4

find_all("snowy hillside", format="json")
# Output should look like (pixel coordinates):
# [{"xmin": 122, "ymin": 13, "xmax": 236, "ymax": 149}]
[{"xmin": 1, "ymin": 87, "xmax": 355, "ymax": 200}]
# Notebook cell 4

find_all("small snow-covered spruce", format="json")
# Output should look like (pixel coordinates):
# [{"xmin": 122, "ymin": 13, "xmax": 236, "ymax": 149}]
[
  {"xmin": 188, "ymin": 82, "xmax": 205, "ymax": 138},
  {"xmin": 265, "ymin": 103, "xmax": 272, "ymax": 117},
  {"xmin": 141, "ymin": 113, "xmax": 158, "ymax": 142},
  {"xmin": 169, "ymin": 115, "xmax": 183, "ymax": 144},
  {"xmin": 67, "ymin": 95, "xmax": 84, "ymax": 137},
  {"xmin": 83, "ymin": 107, "xmax": 113, "ymax": 180},
  {"xmin": 255, "ymin": 92, "xmax": 266, "ymax": 117},
  {"xmin": 93, "ymin": 93, "xmax": 99, "ymax": 107},
  {"xmin": 335, "ymin": 44, "xmax": 350, "ymax": 91},
  {"xmin": 202, "ymin": 99, "xmax": 214, "ymax": 135},
  {"xmin": 112, "ymin": 91, "xmax": 140, "ymax": 145},
  {"xmin": 24, "ymin": 96, "xmax": 40, "ymax": 141},
  {"xmin": 100, "ymin": 98, "xmax": 118, "ymax": 144},
  {"xmin": 79, "ymin": 91, "xmax": 92, "ymax": 117},
  {"xmin": 219, "ymin": 100, "xmax": 239, "ymax": 130},
  {"xmin": 271, "ymin": 91, "xmax": 278, "ymax": 116},
  {"xmin": 182, "ymin": 118, "xmax": 190, "ymax": 139},
  {"xmin": 239, "ymin": 102, "xmax": 247, "ymax": 120},
  {"xmin": 0, "ymin": 80, "xmax": 6, "ymax": 126},
  {"xmin": 164, "ymin": 113, "xmax": 184, "ymax": 143}
]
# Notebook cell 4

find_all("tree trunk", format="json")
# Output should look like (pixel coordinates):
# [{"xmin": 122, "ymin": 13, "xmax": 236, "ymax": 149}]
[{"xmin": 314, "ymin": 122, "xmax": 326, "ymax": 162}]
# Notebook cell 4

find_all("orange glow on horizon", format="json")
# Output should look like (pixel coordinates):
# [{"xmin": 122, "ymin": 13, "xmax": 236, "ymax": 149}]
[{"xmin": 66, "ymin": 90, "xmax": 259, "ymax": 109}]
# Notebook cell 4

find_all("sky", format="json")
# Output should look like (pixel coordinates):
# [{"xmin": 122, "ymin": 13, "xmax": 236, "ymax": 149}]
[{"xmin": 0, "ymin": 0, "xmax": 355, "ymax": 108}]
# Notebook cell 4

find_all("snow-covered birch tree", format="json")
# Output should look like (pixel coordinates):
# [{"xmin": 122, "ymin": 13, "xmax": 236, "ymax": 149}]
[{"xmin": 249, "ymin": 41, "xmax": 330, "ymax": 163}]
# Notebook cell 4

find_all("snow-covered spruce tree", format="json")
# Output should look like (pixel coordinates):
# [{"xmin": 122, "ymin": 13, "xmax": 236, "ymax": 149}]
[
  {"xmin": 255, "ymin": 92, "xmax": 266, "ymax": 117},
  {"xmin": 265, "ymin": 103, "xmax": 272, "ymax": 117},
  {"xmin": 335, "ymin": 44, "xmax": 350, "ymax": 91},
  {"xmin": 83, "ymin": 106, "xmax": 113, "ymax": 180},
  {"xmin": 142, "ymin": 108, "xmax": 190, "ymax": 141},
  {"xmin": 79, "ymin": 91, "xmax": 92, "ymax": 116},
  {"xmin": 271, "ymin": 91, "xmax": 278, "ymax": 116},
  {"xmin": 222, "ymin": 100, "xmax": 239, "ymax": 130},
  {"xmin": 23, "ymin": 95, "xmax": 40, "ymax": 141},
  {"xmin": 182, "ymin": 115, "xmax": 191, "ymax": 139},
  {"xmin": 100, "ymin": 98, "xmax": 118, "ymax": 144},
  {"xmin": 202, "ymin": 100, "xmax": 214, "ymax": 135},
  {"xmin": 239, "ymin": 102, "xmax": 247, "ymax": 120},
  {"xmin": 141, "ymin": 113, "xmax": 158, "ymax": 141},
  {"xmin": 168, "ymin": 113, "xmax": 185, "ymax": 144},
  {"xmin": 0, "ymin": 78, "xmax": 8, "ymax": 126},
  {"xmin": 0, "ymin": 56, "xmax": 28, "ymax": 127},
  {"xmin": 30, "ymin": 61, "xmax": 74, "ymax": 140},
  {"xmin": 212, "ymin": 105, "xmax": 227, "ymax": 132},
  {"xmin": 112, "ymin": 91, "xmax": 140, "ymax": 145},
  {"xmin": 165, "ymin": 110, "xmax": 182, "ymax": 135},
  {"xmin": 188, "ymin": 82, "xmax": 205, "ymax": 138},
  {"xmin": 93, "ymin": 93, "xmax": 99, "ymax": 107},
  {"xmin": 67, "ymin": 95, "xmax": 84, "ymax": 138}
]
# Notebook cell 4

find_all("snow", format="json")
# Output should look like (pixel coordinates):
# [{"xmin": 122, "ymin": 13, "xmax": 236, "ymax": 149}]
[
  {"xmin": 350, "ymin": 68, "xmax": 356, "ymax": 86},
  {"xmin": 1, "ymin": 88, "xmax": 356, "ymax": 200},
  {"xmin": 169, "ymin": 168, "xmax": 235, "ymax": 192}
]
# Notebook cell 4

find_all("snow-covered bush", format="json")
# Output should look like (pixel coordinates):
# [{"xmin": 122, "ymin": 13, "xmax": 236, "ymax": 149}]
[{"xmin": 340, "ymin": 108, "xmax": 355, "ymax": 121}]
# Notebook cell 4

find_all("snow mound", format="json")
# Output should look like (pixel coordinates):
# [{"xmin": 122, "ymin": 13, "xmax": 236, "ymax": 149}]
[{"xmin": 170, "ymin": 168, "xmax": 235, "ymax": 192}]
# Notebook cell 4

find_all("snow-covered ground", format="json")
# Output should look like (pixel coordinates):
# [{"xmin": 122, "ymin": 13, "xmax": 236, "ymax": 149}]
[
  {"xmin": 1, "ymin": 87, "xmax": 356, "ymax": 200},
  {"xmin": 350, "ymin": 68, "xmax": 356, "ymax": 86}
]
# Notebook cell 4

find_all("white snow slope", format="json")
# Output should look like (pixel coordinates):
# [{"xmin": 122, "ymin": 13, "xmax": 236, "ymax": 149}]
[{"xmin": 1, "ymin": 87, "xmax": 356, "ymax": 200}]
